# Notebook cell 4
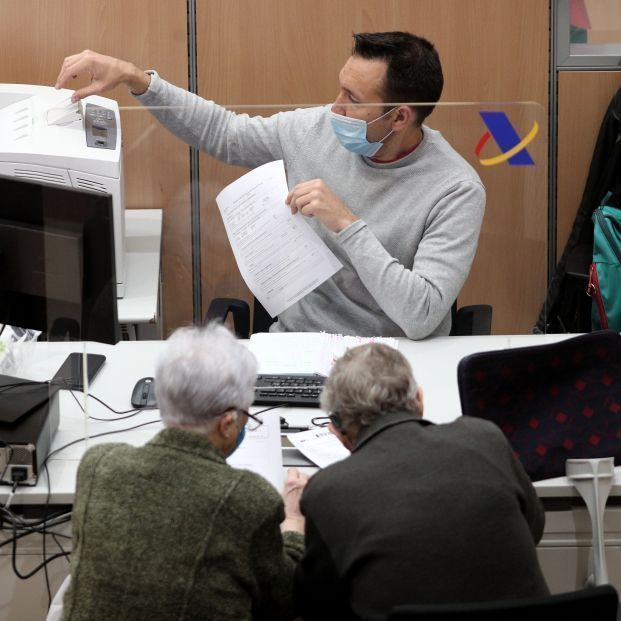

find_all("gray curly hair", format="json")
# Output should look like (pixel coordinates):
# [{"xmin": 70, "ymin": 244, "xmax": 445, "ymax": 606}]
[
  {"xmin": 155, "ymin": 323, "xmax": 257, "ymax": 431},
  {"xmin": 320, "ymin": 343, "xmax": 419, "ymax": 431}
]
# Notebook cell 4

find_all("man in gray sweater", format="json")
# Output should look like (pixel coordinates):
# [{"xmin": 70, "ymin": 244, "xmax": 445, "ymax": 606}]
[{"xmin": 56, "ymin": 32, "xmax": 485, "ymax": 339}]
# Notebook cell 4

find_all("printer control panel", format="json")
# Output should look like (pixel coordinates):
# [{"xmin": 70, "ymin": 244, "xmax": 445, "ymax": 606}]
[{"xmin": 84, "ymin": 103, "xmax": 117, "ymax": 150}]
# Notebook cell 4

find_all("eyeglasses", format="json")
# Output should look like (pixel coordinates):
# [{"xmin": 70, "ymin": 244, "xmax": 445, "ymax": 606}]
[
  {"xmin": 236, "ymin": 409, "xmax": 263, "ymax": 431},
  {"xmin": 311, "ymin": 416, "xmax": 331, "ymax": 427},
  {"xmin": 311, "ymin": 413, "xmax": 343, "ymax": 430}
]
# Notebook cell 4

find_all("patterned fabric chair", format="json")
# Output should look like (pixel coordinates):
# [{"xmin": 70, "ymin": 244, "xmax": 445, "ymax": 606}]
[
  {"xmin": 458, "ymin": 330, "xmax": 621, "ymax": 589},
  {"xmin": 457, "ymin": 330, "xmax": 621, "ymax": 481}
]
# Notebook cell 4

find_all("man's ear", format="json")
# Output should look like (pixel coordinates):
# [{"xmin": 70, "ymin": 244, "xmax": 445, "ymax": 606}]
[
  {"xmin": 392, "ymin": 105, "xmax": 415, "ymax": 130},
  {"xmin": 415, "ymin": 386, "xmax": 424, "ymax": 418},
  {"xmin": 328, "ymin": 422, "xmax": 355, "ymax": 452},
  {"xmin": 206, "ymin": 409, "xmax": 239, "ymax": 457},
  {"xmin": 216, "ymin": 410, "xmax": 237, "ymax": 439}
]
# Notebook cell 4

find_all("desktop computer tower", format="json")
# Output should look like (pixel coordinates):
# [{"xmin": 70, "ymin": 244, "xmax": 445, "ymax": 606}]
[{"xmin": 0, "ymin": 377, "xmax": 60, "ymax": 486}]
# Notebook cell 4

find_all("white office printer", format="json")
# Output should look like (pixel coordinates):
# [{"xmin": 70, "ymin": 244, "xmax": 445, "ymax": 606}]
[{"xmin": 0, "ymin": 84, "xmax": 126, "ymax": 297}]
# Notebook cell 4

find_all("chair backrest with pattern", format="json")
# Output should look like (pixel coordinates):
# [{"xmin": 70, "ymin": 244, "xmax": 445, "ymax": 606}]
[{"xmin": 457, "ymin": 330, "xmax": 621, "ymax": 480}]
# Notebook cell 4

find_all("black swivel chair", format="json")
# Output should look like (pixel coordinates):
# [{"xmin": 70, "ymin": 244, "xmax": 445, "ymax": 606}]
[
  {"xmin": 204, "ymin": 297, "xmax": 492, "ymax": 338},
  {"xmin": 449, "ymin": 303, "xmax": 492, "ymax": 336},
  {"xmin": 387, "ymin": 585, "xmax": 619, "ymax": 621}
]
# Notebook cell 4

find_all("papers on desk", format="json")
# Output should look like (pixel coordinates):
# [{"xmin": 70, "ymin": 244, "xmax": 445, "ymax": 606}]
[
  {"xmin": 248, "ymin": 332, "xmax": 400, "ymax": 376},
  {"xmin": 216, "ymin": 160, "xmax": 342, "ymax": 317},
  {"xmin": 227, "ymin": 410, "xmax": 284, "ymax": 492},
  {"xmin": 287, "ymin": 428, "xmax": 350, "ymax": 468}
]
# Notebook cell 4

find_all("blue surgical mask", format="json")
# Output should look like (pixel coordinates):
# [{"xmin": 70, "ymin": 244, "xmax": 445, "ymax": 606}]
[
  {"xmin": 330, "ymin": 108, "xmax": 395, "ymax": 156},
  {"xmin": 234, "ymin": 425, "xmax": 246, "ymax": 450}
]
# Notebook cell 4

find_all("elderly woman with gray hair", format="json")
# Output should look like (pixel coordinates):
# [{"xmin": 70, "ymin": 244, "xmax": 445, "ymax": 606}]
[
  {"xmin": 294, "ymin": 343, "xmax": 549, "ymax": 621},
  {"xmin": 59, "ymin": 324, "xmax": 307, "ymax": 621}
]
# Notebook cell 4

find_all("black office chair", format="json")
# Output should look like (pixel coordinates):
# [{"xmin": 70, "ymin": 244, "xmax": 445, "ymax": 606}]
[
  {"xmin": 450, "ymin": 303, "xmax": 492, "ymax": 336},
  {"xmin": 204, "ymin": 298, "xmax": 254, "ymax": 338},
  {"xmin": 204, "ymin": 297, "xmax": 492, "ymax": 338},
  {"xmin": 387, "ymin": 585, "xmax": 619, "ymax": 621}
]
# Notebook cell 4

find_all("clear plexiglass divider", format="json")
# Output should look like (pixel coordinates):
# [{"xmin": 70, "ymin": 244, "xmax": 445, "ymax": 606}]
[
  {"xmin": 1, "ymin": 98, "xmax": 548, "ymax": 498},
  {"xmin": 107, "ymin": 99, "xmax": 546, "ymax": 339},
  {"xmin": 182, "ymin": 100, "xmax": 548, "ymax": 336}
]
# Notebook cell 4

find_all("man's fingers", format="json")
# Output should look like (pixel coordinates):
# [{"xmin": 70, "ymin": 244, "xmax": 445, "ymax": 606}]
[
  {"xmin": 286, "ymin": 181, "xmax": 327, "ymax": 218},
  {"xmin": 55, "ymin": 53, "xmax": 88, "ymax": 89},
  {"xmin": 285, "ymin": 467, "xmax": 309, "ymax": 489},
  {"xmin": 286, "ymin": 467, "xmax": 301, "ymax": 483},
  {"xmin": 55, "ymin": 51, "xmax": 104, "ymax": 91},
  {"xmin": 70, "ymin": 83, "xmax": 102, "ymax": 103}
]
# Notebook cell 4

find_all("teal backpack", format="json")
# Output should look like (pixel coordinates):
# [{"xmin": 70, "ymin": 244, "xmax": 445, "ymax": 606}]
[{"xmin": 587, "ymin": 192, "xmax": 621, "ymax": 330}]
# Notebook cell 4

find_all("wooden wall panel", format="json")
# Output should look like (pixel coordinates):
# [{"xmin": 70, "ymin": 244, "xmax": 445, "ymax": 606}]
[
  {"xmin": 1, "ymin": 1, "xmax": 551, "ymax": 337},
  {"xmin": 197, "ymin": 0, "xmax": 549, "ymax": 334},
  {"xmin": 557, "ymin": 72, "xmax": 621, "ymax": 262},
  {"xmin": 0, "ymin": 0, "xmax": 191, "ymax": 335}
]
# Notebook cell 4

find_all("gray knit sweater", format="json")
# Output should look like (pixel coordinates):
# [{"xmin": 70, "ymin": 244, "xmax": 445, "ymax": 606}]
[{"xmin": 137, "ymin": 73, "xmax": 485, "ymax": 338}]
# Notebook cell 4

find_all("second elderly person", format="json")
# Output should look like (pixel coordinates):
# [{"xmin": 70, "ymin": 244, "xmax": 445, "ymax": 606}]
[{"xmin": 294, "ymin": 343, "xmax": 548, "ymax": 621}]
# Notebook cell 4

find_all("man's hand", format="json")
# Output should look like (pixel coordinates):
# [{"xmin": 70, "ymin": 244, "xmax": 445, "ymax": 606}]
[
  {"xmin": 55, "ymin": 50, "xmax": 150, "ymax": 103},
  {"xmin": 280, "ymin": 467, "xmax": 310, "ymax": 534},
  {"xmin": 286, "ymin": 179, "xmax": 358, "ymax": 233}
]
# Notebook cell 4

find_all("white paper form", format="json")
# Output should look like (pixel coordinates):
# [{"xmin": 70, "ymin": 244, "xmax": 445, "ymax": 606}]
[
  {"xmin": 318, "ymin": 334, "xmax": 400, "ymax": 376},
  {"xmin": 227, "ymin": 410, "xmax": 284, "ymax": 492},
  {"xmin": 46, "ymin": 96, "xmax": 82, "ymax": 126},
  {"xmin": 248, "ymin": 332, "xmax": 328, "ymax": 374},
  {"xmin": 248, "ymin": 332, "xmax": 400, "ymax": 376},
  {"xmin": 216, "ymin": 160, "xmax": 342, "ymax": 317},
  {"xmin": 286, "ymin": 428, "xmax": 350, "ymax": 468}
]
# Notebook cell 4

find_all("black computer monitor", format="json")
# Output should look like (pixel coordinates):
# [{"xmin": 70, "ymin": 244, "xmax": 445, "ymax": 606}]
[{"xmin": 0, "ymin": 175, "xmax": 120, "ymax": 344}]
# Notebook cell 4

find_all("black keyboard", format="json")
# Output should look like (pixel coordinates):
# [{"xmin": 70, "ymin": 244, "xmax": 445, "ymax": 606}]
[{"xmin": 254, "ymin": 374, "xmax": 326, "ymax": 407}]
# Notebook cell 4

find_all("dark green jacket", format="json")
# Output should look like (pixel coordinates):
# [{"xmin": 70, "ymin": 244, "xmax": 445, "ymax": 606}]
[{"xmin": 61, "ymin": 427, "xmax": 304, "ymax": 621}]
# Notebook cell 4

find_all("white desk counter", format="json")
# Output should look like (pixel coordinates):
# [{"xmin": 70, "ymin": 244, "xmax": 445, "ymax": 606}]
[
  {"xmin": 1, "ymin": 333, "xmax": 617, "ymax": 504},
  {"xmin": 117, "ymin": 209, "xmax": 163, "ymax": 339},
  {"xmin": 1, "ymin": 333, "xmax": 620, "ymax": 618},
  {"xmin": 0, "ymin": 340, "xmax": 163, "ymax": 505}
]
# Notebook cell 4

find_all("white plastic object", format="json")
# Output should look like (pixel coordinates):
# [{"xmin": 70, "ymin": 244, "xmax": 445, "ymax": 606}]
[
  {"xmin": 46, "ymin": 575, "xmax": 71, "ymax": 621},
  {"xmin": 566, "ymin": 457, "xmax": 615, "ymax": 586}
]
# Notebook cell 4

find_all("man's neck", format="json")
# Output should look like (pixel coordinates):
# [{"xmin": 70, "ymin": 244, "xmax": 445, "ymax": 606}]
[{"xmin": 372, "ymin": 125, "xmax": 423, "ymax": 163}]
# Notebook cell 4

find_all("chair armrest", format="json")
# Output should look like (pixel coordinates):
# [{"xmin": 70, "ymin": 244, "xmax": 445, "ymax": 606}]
[
  {"xmin": 204, "ymin": 298, "xmax": 251, "ymax": 338},
  {"xmin": 451, "ymin": 304, "xmax": 493, "ymax": 336}
]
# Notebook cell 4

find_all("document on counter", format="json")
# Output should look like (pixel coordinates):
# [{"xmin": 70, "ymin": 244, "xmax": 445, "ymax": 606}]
[
  {"xmin": 227, "ymin": 409, "xmax": 284, "ymax": 492},
  {"xmin": 287, "ymin": 428, "xmax": 350, "ymax": 468},
  {"xmin": 216, "ymin": 160, "xmax": 342, "ymax": 317},
  {"xmin": 248, "ymin": 332, "xmax": 400, "ymax": 376}
]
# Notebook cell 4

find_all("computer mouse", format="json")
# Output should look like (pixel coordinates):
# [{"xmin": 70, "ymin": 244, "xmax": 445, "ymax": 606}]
[{"xmin": 131, "ymin": 377, "xmax": 158, "ymax": 408}]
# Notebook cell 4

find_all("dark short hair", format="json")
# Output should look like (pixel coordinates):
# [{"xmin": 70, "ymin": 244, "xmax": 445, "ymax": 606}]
[{"xmin": 352, "ymin": 31, "xmax": 444, "ymax": 125}]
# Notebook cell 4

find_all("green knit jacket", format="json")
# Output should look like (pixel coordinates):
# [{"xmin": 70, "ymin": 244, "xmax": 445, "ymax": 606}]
[{"xmin": 61, "ymin": 427, "xmax": 304, "ymax": 621}]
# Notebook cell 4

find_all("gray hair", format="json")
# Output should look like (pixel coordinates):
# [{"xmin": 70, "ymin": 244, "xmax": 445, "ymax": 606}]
[
  {"xmin": 155, "ymin": 323, "xmax": 257, "ymax": 430},
  {"xmin": 320, "ymin": 343, "xmax": 419, "ymax": 431}
]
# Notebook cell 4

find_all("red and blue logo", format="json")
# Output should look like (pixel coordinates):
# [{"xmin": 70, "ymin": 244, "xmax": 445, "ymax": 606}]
[{"xmin": 475, "ymin": 111, "xmax": 539, "ymax": 167}]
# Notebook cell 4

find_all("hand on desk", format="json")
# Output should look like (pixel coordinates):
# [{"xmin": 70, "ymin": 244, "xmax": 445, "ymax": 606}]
[{"xmin": 281, "ymin": 467, "xmax": 309, "ymax": 534}]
